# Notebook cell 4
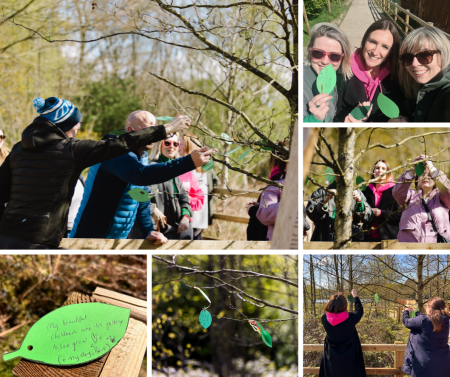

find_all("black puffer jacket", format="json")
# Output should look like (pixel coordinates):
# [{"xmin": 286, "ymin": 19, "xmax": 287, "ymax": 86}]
[{"xmin": 0, "ymin": 117, "xmax": 168, "ymax": 247}]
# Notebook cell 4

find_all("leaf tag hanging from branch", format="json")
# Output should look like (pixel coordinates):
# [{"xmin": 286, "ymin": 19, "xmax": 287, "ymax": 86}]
[
  {"xmin": 325, "ymin": 167, "xmax": 335, "ymax": 183},
  {"xmin": 128, "ymin": 188, "xmax": 150, "ymax": 202},
  {"xmin": 415, "ymin": 162, "xmax": 425, "ymax": 177},
  {"xmin": 356, "ymin": 175, "xmax": 366, "ymax": 191},
  {"xmin": 221, "ymin": 133, "xmax": 233, "ymax": 145},
  {"xmin": 347, "ymin": 295, "xmax": 354, "ymax": 303},
  {"xmin": 195, "ymin": 287, "xmax": 212, "ymax": 329},
  {"xmin": 156, "ymin": 116, "xmax": 174, "ymax": 122},
  {"xmin": 248, "ymin": 320, "xmax": 272, "ymax": 348},
  {"xmin": 409, "ymin": 308, "xmax": 416, "ymax": 318},
  {"xmin": 374, "ymin": 293, "xmax": 379, "ymax": 303}
]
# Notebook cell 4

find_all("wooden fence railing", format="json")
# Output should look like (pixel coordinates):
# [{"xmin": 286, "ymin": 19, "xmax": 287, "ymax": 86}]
[
  {"xmin": 303, "ymin": 342, "xmax": 406, "ymax": 376},
  {"xmin": 304, "ymin": 240, "xmax": 450, "ymax": 249},
  {"xmin": 375, "ymin": 0, "xmax": 450, "ymax": 39},
  {"xmin": 211, "ymin": 187, "xmax": 260, "ymax": 225}
]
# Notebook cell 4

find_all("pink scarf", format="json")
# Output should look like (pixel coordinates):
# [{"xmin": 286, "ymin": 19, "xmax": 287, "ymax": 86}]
[
  {"xmin": 351, "ymin": 50, "xmax": 390, "ymax": 102},
  {"xmin": 326, "ymin": 311, "xmax": 349, "ymax": 326},
  {"xmin": 270, "ymin": 165, "xmax": 280, "ymax": 179},
  {"xmin": 368, "ymin": 179, "xmax": 395, "ymax": 239}
]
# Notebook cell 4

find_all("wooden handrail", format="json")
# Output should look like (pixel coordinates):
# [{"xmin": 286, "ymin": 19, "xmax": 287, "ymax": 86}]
[
  {"xmin": 304, "ymin": 344, "xmax": 406, "ymax": 351},
  {"xmin": 213, "ymin": 187, "xmax": 261, "ymax": 199},
  {"xmin": 303, "ymin": 241, "xmax": 450, "ymax": 249}
]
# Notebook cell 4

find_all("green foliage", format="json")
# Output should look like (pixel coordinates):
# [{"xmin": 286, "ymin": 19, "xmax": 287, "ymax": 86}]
[
  {"xmin": 77, "ymin": 76, "xmax": 143, "ymax": 136},
  {"xmin": 304, "ymin": 0, "xmax": 330, "ymax": 20}
]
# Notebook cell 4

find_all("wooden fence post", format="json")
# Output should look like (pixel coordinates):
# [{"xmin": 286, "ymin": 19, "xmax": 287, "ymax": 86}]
[
  {"xmin": 394, "ymin": 341, "xmax": 404, "ymax": 375},
  {"xmin": 327, "ymin": 0, "xmax": 331, "ymax": 14},
  {"xmin": 394, "ymin": 6, "xmax": 398, "ymax": 22},
  {"xmin": 303, "ymin": 3, "xmax": 311, "ymax": 36},
  {"xmin": 405, "ymin": 10, "xmax": 410, "ymax": 34}
]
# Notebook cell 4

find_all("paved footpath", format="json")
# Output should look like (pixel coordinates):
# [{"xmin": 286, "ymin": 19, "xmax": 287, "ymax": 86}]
[{"xmin": 339, "ymin": 0, "xmax": 385, "ymax": 51}]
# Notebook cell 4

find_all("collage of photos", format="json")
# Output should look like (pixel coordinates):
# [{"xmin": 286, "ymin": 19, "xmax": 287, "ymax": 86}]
[
  {"xmin": 0, "ymin": 1, "xmax": 298, "ymax": 377},
  {"xmin": 303, "ymin": 0, "xmax": 450, "ymax": 376}
]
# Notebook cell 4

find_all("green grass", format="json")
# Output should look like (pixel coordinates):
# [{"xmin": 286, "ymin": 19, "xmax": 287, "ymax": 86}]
[{"xmin": 304, "ymin": 1, "xmax": 353, "ymax": 46}]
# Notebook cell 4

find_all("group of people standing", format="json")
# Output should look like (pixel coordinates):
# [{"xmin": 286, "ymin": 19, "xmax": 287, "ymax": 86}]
[
  {"xmin": 304, "ymin": 19, "xmax": 450, "ymax": 122},
  {"xmin": 306, "ymin": 156, "xmax": 450, "ymax": 243},
  {"xmin": 320, "ymin": 291, "xmax": 450, "ymax": 377}
]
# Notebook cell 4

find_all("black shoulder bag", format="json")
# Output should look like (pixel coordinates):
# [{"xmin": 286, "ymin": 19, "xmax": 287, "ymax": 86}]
[{"xmin": 421, "ymin": 198, "xmax": 450, "ymax": 243}]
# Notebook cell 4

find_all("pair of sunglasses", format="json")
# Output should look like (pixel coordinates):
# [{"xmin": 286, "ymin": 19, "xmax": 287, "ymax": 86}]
[
  {"xmin": 309, "ymin": 48, "xmax": 344, "ymax": 63},
  {"xmin": 164, "ymin": 140, "xmax": 180, "ymax": 148},
  {"xmin": 399, "ymin": 49, "xmax": 440, "ymax": 66},
  {"xmin": 0, "ymin": 135, "xmax": 5, "ymax": 140}
]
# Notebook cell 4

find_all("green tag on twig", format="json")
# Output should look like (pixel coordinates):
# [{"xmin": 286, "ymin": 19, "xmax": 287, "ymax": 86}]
[
  {"xmin": 415, "ymin": 162, "xmax": 425, "ymax": 177},
  {"xmin": 325, "ymin": 167, "xmax": 335, "ymax": 183}
]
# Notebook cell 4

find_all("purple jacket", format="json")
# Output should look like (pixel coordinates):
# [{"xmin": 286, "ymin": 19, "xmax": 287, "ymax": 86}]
[
  {"xmin": 256, "ymin": 179, "xmax": 284, "ymax": 241},
  {"xmin": 393, "ymin": 171, "xmax": 450, "ymax": 243}
]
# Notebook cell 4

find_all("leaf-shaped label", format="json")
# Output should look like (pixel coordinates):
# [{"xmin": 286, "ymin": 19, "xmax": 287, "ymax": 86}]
[
  {"xmin": 202, "ymin": 159, "xmax": 215, "ymax": 172},
  {"xmin": 110, "ymin": 129, "xmax": 126, "ymax": 136},
  {"xmin": 199, "ymin": 310, "xmax": 212, "ymax": 329},
  {"xmin": 262, "ymin": 146, "xmax": 274, "ymax": 151},
  {"xmin": 316, "ymin": 65, "xmax": 337, "ymax": 94},
  {"xmin": 347, "ymin": 295, "xmax": 354, "ymax": 303},
  {"xmin": 409, "ymin": 309, "xmax": 416, "ymax": 318},
  {"xmin": 415, "ymin": 162, "xmax": 425, "ymax": 177},
  {"xmin": 237, "ymin": 149, "xmax": 251, "ymax": 161},
  {"xmin": 356, "ymin": 175, "xmax": 365, "ymax": 186},
  {"xmin": 325, "ymin": 167, "xmax": 335, "ymax": 183},
  {"xmin": 305, "ymin": 175, "xmax": 309, "ymax": 185},
  {"xmin": 178, "ymin": 280, "xmax": 189, "ymax": 288},
  {"xmin": 350, "ymin": 105, "xmax": 370, "ymax": 120},
  {"xmin": 225, "ymin": 146, "xmax": 242, "ymax": 156},
  {"xmin": 377, "ymin": 93, "xmax": 399, "ymax": 119},
  {"xmin": 261, "ymin": 329, "xmax": 272, "ymax": 348},
  {"xmin": 156, "ymin": 116, "xmax": 174, "ymax": 122},
  {"xmin": 221, "ymin": 133, "xmax": 233, "ymax": 145},
  {"xmin": 128, "ymin": 188, "xmax": 150, "ymax": 202},
  {"xmin": 3, "ymin": 303, "xmax": 130, "ymax": 366},
  {"xmin": 374, "ymin": 293, "xmax": 379, "ymax": 303}
]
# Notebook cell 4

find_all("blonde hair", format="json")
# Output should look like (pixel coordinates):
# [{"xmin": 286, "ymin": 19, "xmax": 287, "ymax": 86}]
[
  {"xmin": 0, "ymin": 128, "xmax": 10, "ymax": 166},
  {"xmin": 148, "ymin": 132, "xmax": 180, "ymax": 161},
  {"xmin": 182, "ymin": 133, "xmax": 204, "ymax": 173},
  {"xmin": 306, "ymin": 22, "xmax": 353, "ymax": 80},
  {"xmin": 399, "ymin": 27, "xmax": 450, "ymax": 99}
]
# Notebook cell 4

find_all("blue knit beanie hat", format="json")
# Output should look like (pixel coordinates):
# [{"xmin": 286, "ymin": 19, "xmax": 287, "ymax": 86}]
[{"xmin": 33, "ymin": 97, "xmax": 82, "ymax": 133}]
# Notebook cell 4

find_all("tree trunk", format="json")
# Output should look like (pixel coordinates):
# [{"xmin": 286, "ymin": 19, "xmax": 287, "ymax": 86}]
[
  {"xmin": 349, "ymin": 254, "xmax": 353, "ymax": 311},
  {"xmin": 417, "ymin": 255, "xmax": 425, "ymax": 312},
  {"xmin": 310, "ymin": 255, "xmax": 316, "ymax": 316},
  {"xmin": 334, "ymin": 128, "xmax": 356, "ymax": 249},
  {"xmin": 334, "ymin": 255, "xmax": 341, "ymax": 292}
]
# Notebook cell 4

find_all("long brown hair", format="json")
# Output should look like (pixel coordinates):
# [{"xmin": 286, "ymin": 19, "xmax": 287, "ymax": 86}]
[
  {"xmin": 324, "ymin": 294, "xmax": 348, "ymax": 314},
  {"xmin": 370, "ymin": 160, "xmax": 393, "ymax": 181},
  {"xmin": 427, "ymin": 297, "xmax": 450, "ymax": 332},
  {"xmin": 0, "ymin": 128, "xmax": 10, "ymax": 166},
  {"xmin": 359, "ymin": 19, "xmax": 400, "ymax": 80}
]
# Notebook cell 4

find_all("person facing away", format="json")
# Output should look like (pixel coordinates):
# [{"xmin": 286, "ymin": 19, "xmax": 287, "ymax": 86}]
[
  {"xmin": 0, "ymin": 97, "xmax": 191, "ymax": 249},
  {"xmin": 70, "ymin": 111, "xmax": 213, "ymax": 244},
  {"xmin": 0, "ymin": 128, "xmax": 10, "ymax": 166},
  {"xmin": 402, "ymin": 297, "xmax": 450, "ymax": 377},
  {"xmin": 320, "ymin": 290, "xmax": 366, "ymax": 377}
]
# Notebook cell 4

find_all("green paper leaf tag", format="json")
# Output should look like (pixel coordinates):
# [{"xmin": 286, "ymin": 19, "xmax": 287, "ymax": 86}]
[
  {"xmin": 350, "ymin": 106, "xmax": 370, "ymax": 120},
  {"xmin": 377, "ymin": 93, "xmax": 399, "ymax": 119},
  {"xmin": 316, "ymin": 65, "xmax": 337, "ymax": 94},
  {"xmin": 221, "ymin": 133, "xmax": 233, "ymax": 144},
  {"xmin": 202, "ymin": 159, "xmax": 215, "ymax": 172},
  {"xmin": 348, "ymin": 295, "xmax": 354, "ymax": 303},
  {"xmin": 356, "ymin": 175, "xmax": 366, "ymax": 190},
  {"xmin": 3, "ymin": 303, "xmax": 130, "ymax": 365},
  {"xmin": 410, "ymin": 309, "xmax": 416, "ymax": 318},
  {"xmin": 128, "ymin": 188, "xmax": 150, "ymax": 202},
  {"xmin": 374, "ymin": 293, "xmax": 379, "ymax": 303},
  {"xmin": 156, "ymin": 116, "xmax": 174, "ymax": 122},
  {"xmin": 415, "ymin": 162, "xmax": 425, "ymax": 177},
  {"xmin": 110, "ymin": 129, "xmax": 126, "ymax": 136},
  {"xmin": 305, "ymin": 175, "xmax": 309, "ymax": 185},
  {"xmin": 199, "ymin": 310, "xmax": 212, "ymax": 329},
  {"xmin": 261, "ymin": 329, "xmax": 272, "ymax": 347},
  {"xmin": 325, "ymin": 167, "xmax": 335, "ymax": 183},
  {"xmin": 225, "ymin": 146, "xmax": 242, "ymax": 156},
  {"xmin": 237, "ymin": 149, "xmax": 251, "ymax": 161},
  {"xmin": 178, "ymin": 280, "xmax": 189, "ymax": 288}
]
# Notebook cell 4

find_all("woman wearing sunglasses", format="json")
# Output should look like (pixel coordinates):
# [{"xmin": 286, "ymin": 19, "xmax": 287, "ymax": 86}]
[
  {"xmin": 304, "ymin": 23, "xmax": 352, "ymax": 122},
  {"xmin": 148, "ymin": 133, "xmax": 194, "ymax": 240},
  {"xmin": 335, "ymin": 19, "xmax": 405, "ymax": 122},
  {"xmin": 0, "ymin": 129, "xmax": 10, "ymax": 166},
  {"xmin": 398, "ymin": 27, "xmax": 450, "ymax": 122}
]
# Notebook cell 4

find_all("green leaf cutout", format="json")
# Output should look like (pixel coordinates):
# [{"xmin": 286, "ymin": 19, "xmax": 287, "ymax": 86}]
[
  {"xmin": 221, "ymin": 133, "xmax": 233, "ymax": 144},
  {"xmin": 262, "ymin": 146, "xmax": 274, "ymax": 151},
  {"xmin": 348, "ymin": 295, "xmax": 354, "ymax": 303},
  {"xmin": 255, "ymin": 140, "xmax": 274, "ymax": 151},
  {"xmin": 305, "ymin": 175, "xmax": 309, "ymax": 185},
  {"xmin": 199, "ymin": 310, "xmax": 212, "ymax": 329},
  {"xmin": 350, "ymin": 106, "xmax": 370, "ymax": 120},
  {"xmin": 316, "ymin": 65, "xmax": 337, "ymax": 94},
  {"xmin": 237, "ymin": 149, "xmax": 251, "ymax": 161},
  {"xmin": 178, "ymin": 280, "xmax": 189, "ymax": 288},
  {"xmin": 225, "ymin": 146, "xmax": 242, "ymax": 156},
  {"xmin": 110, "ymin": 129, "xmax": 126, "ymax": 136},
  {"xmin": 409, "ymin": 309, "xmax": 416, "ymax": 318},
  {"xmin": 356, "ymin": 175, "xmax": 366, "ymax": 191},
  {"xmin": 255, "ymin": 321, "xmax": 272, "ymax": 347},
  {"xmin": 325, "ymin": 167, "xmax": 335, "ymax": 183},
  {"xmin": 202, "ymin": 159, "xmax": 215, "ymax": 172},
  {"xmin": 128, "ymin": 188, "xmax": 150, "ymax": 202},
  {"xmin": 374, "ymin": 293, "xmax": 379, "ymax": 303},
  {"xmin": 377, "ymin": 93, "xmax": 399, "ymax": 119},
  {"xmin": 415, "ymin": 162, "xmax": 425, "ymax": 177},
  {"xmin": 156, "ymin": 116, "xmax": 174, "ymax": 122},
  {"xmin": 3, "ymin": 303, "xmax": 130, "ymax": 365}
]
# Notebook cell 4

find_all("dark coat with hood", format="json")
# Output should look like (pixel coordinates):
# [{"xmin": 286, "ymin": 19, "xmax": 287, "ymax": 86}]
[
  {"xmin": 306, "ymin": 182, "xmax": 373, "ymax": 242},
  {"xmin": 404, "ymin": 65, "xmax": 450, "ymax": 122},
  {"xmin": 362, "ymin": 186, "xmax": 402, "ymax": 241},
  {"xmin": 319, "ymin": 297, "xmax": 366, "ymax": 377},
  {"xmin": 0, "ymin": 117, "xmax": 169, "ymax": 247},
  {"xmin": 402, "ymin": 310, "xmax": 450, "ymax": 377}
]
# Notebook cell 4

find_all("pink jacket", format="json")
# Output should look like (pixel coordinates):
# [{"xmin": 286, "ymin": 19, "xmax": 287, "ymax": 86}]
[
  {"xmin": 256, "ymin": 179, "xmax": 284, "ymax": 241},
  {"xmin": 393, "ymin": 171, "xmax": 450, "ymax": 243},
  {"xmin": 178, "ymin": 171, "xmax": 205, "ymax": 212}
]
